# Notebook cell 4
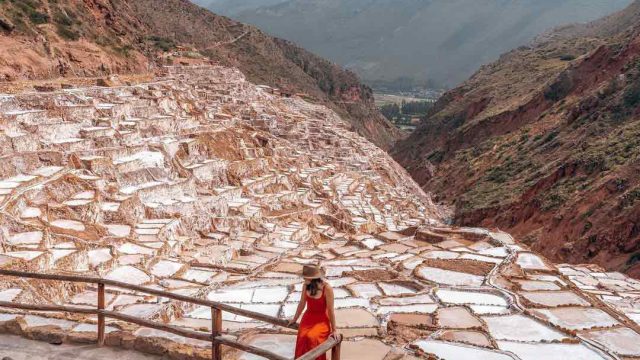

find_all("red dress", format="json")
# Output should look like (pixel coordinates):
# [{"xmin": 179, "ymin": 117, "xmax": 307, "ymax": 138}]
[{"xmin": 295, "ymin": 287, "xmax": 331, "ymax": 360}]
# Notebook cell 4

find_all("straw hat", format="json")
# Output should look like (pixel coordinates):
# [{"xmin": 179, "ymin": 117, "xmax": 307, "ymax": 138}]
[{"xmin": 301, "ymin": 264, "xmax": 325, "ymax": 279}]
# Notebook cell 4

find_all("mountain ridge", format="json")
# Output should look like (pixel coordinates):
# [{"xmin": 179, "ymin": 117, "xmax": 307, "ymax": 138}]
[
  {"xmin": 392, "ymin": 0, "xmax": 640, "ymax": 277},
  {"xmin": 209, "ymin": 0, "xmax": 633, "ymax": 87}
]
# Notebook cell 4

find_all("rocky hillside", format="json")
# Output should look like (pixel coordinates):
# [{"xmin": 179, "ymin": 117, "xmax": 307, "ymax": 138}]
[
  {"xmin": 0, "ymin": 0, "xmax": 399, "ymax": 148},
  {"xmin": 210, "ymin": 0, "xmax": 632, "ymax": 87},
  {"xmin": 392, "ymin": 0, "xmax": 640, "ymax": 277}
]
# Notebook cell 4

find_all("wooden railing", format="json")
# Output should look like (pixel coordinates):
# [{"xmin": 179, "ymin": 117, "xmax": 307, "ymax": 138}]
[{"xmin": 0, "ymin": 269, "xmax": 342, "ymax": 360}]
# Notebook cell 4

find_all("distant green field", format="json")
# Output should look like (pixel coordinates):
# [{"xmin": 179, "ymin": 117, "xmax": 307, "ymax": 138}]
[{"xmin": 374, "ymin": 93, "xmax": 432, "ymax": 107}]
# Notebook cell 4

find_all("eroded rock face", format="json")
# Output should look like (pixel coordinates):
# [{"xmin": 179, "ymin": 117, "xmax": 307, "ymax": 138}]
[{"xmin": 0, "ymin": 65, "xmax": 638, "ymax": 360}]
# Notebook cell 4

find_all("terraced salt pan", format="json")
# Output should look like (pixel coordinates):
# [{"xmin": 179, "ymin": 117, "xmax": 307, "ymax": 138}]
[
  {"xmin": 182, "ymin": 268, "xmax": 217, "ymax": 283},
  {"xmin": 8, "ymin": 231, "xmax": 42, "ymax": 245},
  {"xmin": 72, "ymin": 323, "xmax": 119, "ymax": 334},
  {"xmin": 459, "ymin": 253, "xmax": 503, "ymax": 264},
  {"xmin": 513, "ymin": 279, "xmax": 561, "ymax": 291},
  {"xmin": 50, "ymin": 219, "xmax": 85, "ymax": 231},
  {"xmin": 469, "ymin": 305, "xmax": 512, "ymax": 315},
  {"xmin": 114, "ymin": 151, "xmax": 164, "ymax": 168},
  {"xmin": 118, "ymin": 243, "xmax": 155, "ymax": 256},
  {"xmin": 583, "ymin": 327, "xmax": 640, "ymax": 356},
  {"xmin": 335, "ymin": 308, "xmax": 379, "ymax": 328},
  {"xmin": 105, "ymin": 224, "xmax": 131, "ymax": 237},
  {"xmin": 348, "ymin": 283, "xmax": 382, "ymax": 298},
  {"xmin": 51, "ymin": 249, "xmax": 77, "ymax": 263},
  {"xmin": 6, "ymin": 251, "xmax": 43, "ymax": 261},
  {"xmin": 361, "ymin": 238, "xmax": 385, "ymax": 250},
  {"xmin": 421, "ymin": 250, "xmax": 460, "ymax": 260},
  {"xmin": 483, "ymin": 314, "xmax": 567, "ymax": 342},
  {"xmin": 119, "ymin": 303, "xmax": 164, "ymax": 319},
  {"xmin": 516, "ymin": 253, "xmax": 551, "ymax": 270},
  {"xmin": 438, "ymin": 330, "xmax": 492, "ymax": 347},
  {"xmin": 435, "ymin": 289, "xmax": 509, "ymax": 307},
  {"xmin": 150, "ymin": 260, "xmax": 184, "ymax": 278},
  {"xmin": 87, "ymin": 248, "xmax": 112, "ymax": 267},
  {"xmin": 334, "ymin": 297, "xmax": 370, "ymax": 309},
  {"xmin": 24, "ymin": 315, "xmax": 76, "ymax": 330},
  {"xmin": 0, "ymin": 289, "xmax": 21, "ymax": 301},
  {"xmin": 437, "ymin": 307, "xmax": 482, "ymax": 329},
  {"xmin": 208, "ymin": 287, "xmax": 289, "ymax": 304},
  {"xmin": 340, "ymin": 338, "xmax": 391, "ymax": 360},
  {"xmin": 239, "ymin": 334, "xmax": 295, "ymax": 360},
  {"xmin": 71, "ymin": 290, "xmax": 116, "ymax": 306},
  {"xmin": 377, "ymin": 303, "xmax": 438, "ymax": 315},
  {"xmin": 416, "ymin": 266, "xmax": 484, "ymax": 286},
  {"xmin": 105, "ymin": 266, "xmax": 150, "ymax": 285},
  {"xmin": 413, "ymin": 340, "xmax": 513, "ymax": 360},
  {"xmin": 497, "ymin": 341, "xmax": 607, "ymax": 360},
  {"xmin": 378, "ymin": 293, "xmax": 434, "ymax": 305},
  {"xmin": 534, "ymin": 307, "xmax": 618, "ymax": 330},
  {"xmin": 233, "ymin": 304, "xmax": 281, "ymax": 322},
  {"xmin": 519, "ymin": 291, "xmax": 590, "ymax": 307},
  {"xmin": 20, "ymin": 207, "xmax": 41, "ymax": 218}
]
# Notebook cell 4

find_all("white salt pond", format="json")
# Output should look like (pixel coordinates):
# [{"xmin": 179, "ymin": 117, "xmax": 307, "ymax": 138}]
[
  {"xmin": 416, "ymin": 266, "xmax": 484, "ymax": 286},
  {"xmin": 483, "ymin": 314, "xmax": 567, "ymax": 342},
  {"xmin": 513, "ymin": 279, "xmax": 561, "ymax": 291},
  {"xmin": 105, "ymin": 266, "xmax": 151, "ymax": 285},
  {"xmin": 435, "ymin": 289, "xmax": 509, "ymax": 307},
  {"xmin": 88, "ymin": 248, "xmax": 113, "ymax": 267},
  {"xmin": 413, "ymin": 340, "xmax": 513, "ymax": 360},
  {"xmin": 50, "ymin": 219, "xmax": 85, "ymax": 232},
  {"xmin": 584, "ymin": 327, "xmax": 640, "ymax": 356},
  {"xmin": 534, "ymin": 307, "xmax": 618, "ymax": 330},
  {"xmin": 239, "ymin": 334, "xmax": 295, "ymax": 360},
  {"xmin": 208, "ymin": 287, "xmax": 289, "ymax": 304},
  {"xmin": 8, "ymin": 231, "xmax": 42, "ymax": 245},
  {"xmin": 516, "ymin": 253, "xmax": 551, "ymax": 270},
  {"xmin": 497, "ymin": 341, "xmax": 607, "ymax": 360},
  {"xmin": 150, "ymin": 259, "xmax": 184, "ymax": 278},
  {"xmin": 519, "ymin": 291, "xmax": 591, "ymax": 307}
]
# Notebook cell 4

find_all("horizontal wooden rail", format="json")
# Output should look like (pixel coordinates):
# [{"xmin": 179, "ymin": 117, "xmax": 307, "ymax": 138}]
[
  {"xmin": 0, "ymin": 269, "xmax": 342, "ymax": 360},
  {"xmin": 0, "ymin": 269, "xmax": 296, "ymax": 329},
  {"xmin": 0, "ymin": 300, "xmax": 96, "ymax": 315},
  {"xmin": 297, "ymin": 335, "xmax": 342, "ymax": 360}
]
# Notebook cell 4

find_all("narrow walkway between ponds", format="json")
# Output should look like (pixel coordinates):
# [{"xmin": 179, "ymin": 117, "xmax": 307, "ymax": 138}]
[{"xmin": 0, "ymin": 334, "xmax": 162, "ymax": 360}]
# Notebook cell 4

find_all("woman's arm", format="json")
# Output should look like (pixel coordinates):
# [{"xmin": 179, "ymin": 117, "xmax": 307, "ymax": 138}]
[
  {"xmin": 289, "ymin": 290, "xmax": 306, "ymax": 326},
  {"xmin": 325, "ymin": 285, "xmax": 338, "ymax": 337}
]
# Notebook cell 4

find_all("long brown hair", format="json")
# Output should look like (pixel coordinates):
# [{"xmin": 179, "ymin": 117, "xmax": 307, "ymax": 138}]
[{"xmin": 306, "ymin": 278, "xmax": 323, "ymax": 297}]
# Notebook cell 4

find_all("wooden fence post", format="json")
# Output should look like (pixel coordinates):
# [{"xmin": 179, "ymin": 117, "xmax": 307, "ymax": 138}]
[
  {"xmin": 97, "ymin": 282, "xmax": 105, "ymax": 346},
  {"xmin": 211, "ymin": 307, "xmax": 222, "ymax": 360},
  {"xmin": 331, "ymin": 336, "xmax": 342, "ymax": 360}
]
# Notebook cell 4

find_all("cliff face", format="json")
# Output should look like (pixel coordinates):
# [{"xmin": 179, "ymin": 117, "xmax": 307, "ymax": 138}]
[
  {"xmin": 392, "ymin": 1, "xmax": 640, "ymax": 277},
  {"xmin": 0, "ymin": 0, "xmax": 399, "ymax": 148}
]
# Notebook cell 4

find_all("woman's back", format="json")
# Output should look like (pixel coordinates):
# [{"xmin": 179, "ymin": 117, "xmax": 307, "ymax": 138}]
[{"xmin": 304, "ymin": 287, "xmax": 327, "ymax": 315}]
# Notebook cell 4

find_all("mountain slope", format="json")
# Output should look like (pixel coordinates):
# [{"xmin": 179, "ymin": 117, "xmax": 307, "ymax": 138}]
[
  {"xmin": 392, "ymin": 0, "xmax": 640, "ymax": 277},
  {"xmin": 190, "ymin": 0, "xmax": 288, "ymax": 16},
  {"xmin": 0, "ymin": 0, "xmax": 399, "ymax": 149},
  {"xmin": 214, "ymin": 0, "xmax": 632, "ymax": 87}
]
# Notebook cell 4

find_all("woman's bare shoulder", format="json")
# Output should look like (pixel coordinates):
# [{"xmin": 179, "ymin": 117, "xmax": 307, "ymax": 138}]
[{"xmin": 323, "ymin": 282, "xmax": 334, "ymax": 293}]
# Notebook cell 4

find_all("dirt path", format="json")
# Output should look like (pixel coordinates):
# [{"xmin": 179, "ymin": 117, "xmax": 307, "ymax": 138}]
[{"xmin": 0, "ymin": 334, "xmax": 162, "ymax": 360}]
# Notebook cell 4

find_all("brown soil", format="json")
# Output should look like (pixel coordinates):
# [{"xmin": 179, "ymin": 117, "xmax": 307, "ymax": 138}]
[
  {"xmin": 344, "ymin": 268, "xmax": 399, "ymax": 282},
  {"xmin": 421, "ymin": 258, "xmax": 495, "ymax": 276},
  {"xmin": 387, "ymin": 321, "xmax": 433, "ymax": 345},
  {"xmin": 437, "ymin": 330, "xmax": 493, "ymax": 348}
]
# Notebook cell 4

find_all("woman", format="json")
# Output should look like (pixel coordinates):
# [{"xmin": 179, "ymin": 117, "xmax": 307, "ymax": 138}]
[{"xmin": 288, "ymin": 264, "xmax": 339, "ymax": 360}]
